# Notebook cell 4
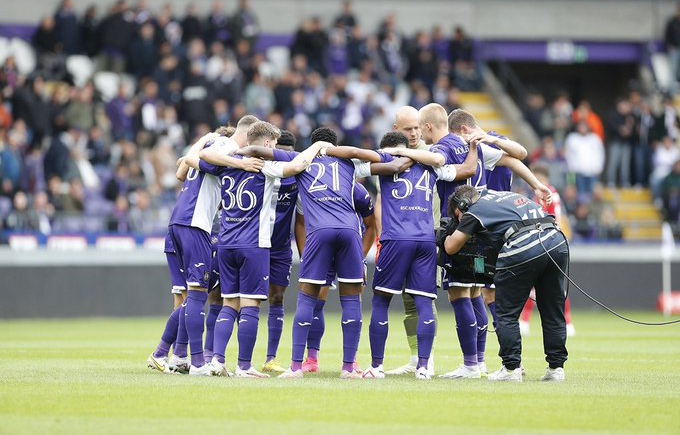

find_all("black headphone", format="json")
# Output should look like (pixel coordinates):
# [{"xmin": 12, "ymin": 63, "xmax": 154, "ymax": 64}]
[{"xmin": 452, "ymin": 193, "xmax": 472, "ymax": 213}]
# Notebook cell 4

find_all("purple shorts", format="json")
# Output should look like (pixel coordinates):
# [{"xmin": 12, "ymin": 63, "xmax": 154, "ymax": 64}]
[
  {"xmin": 270, "ymin": 246, "xmax": 293, "ymax": 287},
  {"xmin": 166, "ymin": 252, "xmax": 186, "ymax": 294},
  {"xmin": 373, "ymin": 240, "xmax": 437, "ymax": 299},
  {"xmin": 217, "ymin": 247, "xmax": 269, "ymax": 300},
  {"xmin": 209, "ymin": 246, "xmax": 220, "ymax": 290},
  {"xmin": 169, "ymin": 224, "xmax": 212, "ymax": 288},
  {"xmin": 299, "ymin": 228, "xmax": 364, "ymax": 285}
]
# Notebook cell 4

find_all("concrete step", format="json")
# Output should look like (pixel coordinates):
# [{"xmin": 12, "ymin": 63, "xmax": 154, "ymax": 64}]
[{"xmin": 602, "ymin": 188, "xmax": 653, "ymax": 203}]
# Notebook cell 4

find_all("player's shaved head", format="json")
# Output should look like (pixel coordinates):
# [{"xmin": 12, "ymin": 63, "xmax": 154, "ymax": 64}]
[
  {"xmin": 393, "ymin": 106, "xmax": 421, "ymax": 149},
  {"xmin": 394, "ymin": 106, "xmax": 419, "ymax": 127},
  {"xmin": 419, "ymin": 103, "xmax": 448, "ymax": 130}
]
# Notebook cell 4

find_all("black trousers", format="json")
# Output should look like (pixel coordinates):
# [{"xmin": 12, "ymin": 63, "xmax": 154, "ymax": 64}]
[{"xmin": 494, "ymin": 243, "xmax": 569, "ymax": 370}]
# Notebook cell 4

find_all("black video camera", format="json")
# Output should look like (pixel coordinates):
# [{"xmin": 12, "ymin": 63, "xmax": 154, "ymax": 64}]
[{"xmin": 435, "ymin": 217, "xmax": 496, "ymax": 285}]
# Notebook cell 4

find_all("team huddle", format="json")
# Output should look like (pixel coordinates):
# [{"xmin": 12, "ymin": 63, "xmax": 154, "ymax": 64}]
[{"xmin": 147, "ymin": 102, "xmax": 564, "ymax": 381}]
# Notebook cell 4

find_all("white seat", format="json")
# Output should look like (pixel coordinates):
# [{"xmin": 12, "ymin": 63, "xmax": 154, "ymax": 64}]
[
  {"xmin": 266, "ymin": 46, "xmax": 290, "ymax": 73},
  {"xmin": 93, "ymin": 71, "xmax": 119, "ymax": 102},
  {"xmin": 0, "ymin": 37, "xmax": 10, "ymax": 64},
  {"xmin": 9, "ymin": 38, "xmax": 36, "ymax": 75},
  {"xmin": 66, "ymin": 55, "xmax": 95, "ymax": 88},
  {"xmin": 651, "ymin": 53, "xmax": 673, "ymax": 92}
]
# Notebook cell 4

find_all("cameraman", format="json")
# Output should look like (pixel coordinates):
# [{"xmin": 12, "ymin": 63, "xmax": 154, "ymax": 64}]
[{"xmin": 442, "ymin": 185, "xmax": 569, "ymax": 382}]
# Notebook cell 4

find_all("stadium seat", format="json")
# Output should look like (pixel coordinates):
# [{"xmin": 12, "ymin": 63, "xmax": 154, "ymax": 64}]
[
  {"xmin": 651, "ymin": 53, "xmax": 673, "ymax": 92},
  {"xmin": 93, "ymin": 71, "xmax": 120, "ymax": 102},
  {"xmin": 9, "ymin": 38, "xmax": 36, "ymax": 75},
  {"xmin": 0, "ymin": 37, "xmax": 10, "ymax": 64},
  {"xmin": 66, "ymin": 55, "xmax": 95, "ymax": 88},
  {"xmin": 266, "ymin": 46, "xmax": 290, "ymax": 73}
]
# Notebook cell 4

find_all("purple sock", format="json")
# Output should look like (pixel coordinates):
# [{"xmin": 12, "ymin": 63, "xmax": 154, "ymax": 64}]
[
  {"xmin": 203, "ymin": 303, "xmax": 222, "ymax": 363},
  {"xmin": 291, "ymin": 361, "xmax": 303, "ymax": 371},
  {"xmin": 488, "ymin": 301, "xmax": 498, "ymax": 330},
  {"xmin": 153, "ymin": 306, "xmax": 181, "ymax": 358},
  {"xmin": 340, "ymin": 294, "xmax": 362, "ymax": 365},
  {"xmin": 451, "ymin": 298, "xmax": 478, "ymax": 367},
  {"xmin": 185, "ymin": 290, "xmax": 208, "ymax": 367},
  {"xmin": 369, "ymin": 293, "xmax": 391, "ymax": 368},
  {"xmin": 471, "ymin": 295, "xmax": 488, "ymax": 363},
  {"xmin": 414, "ymin": 295, "xmax": 436, "ymax": 369},
  {"xmin": 173, "ymin": 303, "xmax": 188, "ymax": 358},
  {"xmin": 307, "ymin": 299, "xmax": 326, "ymax": 356},
  {"xmin": 213, "ymin": 306, "xmax": 238, "ymax": 364},
  {"xmin": 237, "ymin": 306, "xmax": 260, "ymax": 369},
  {"xmin": 342, "ymin": 362, "xmax": 354, "ymax": 372},
  {"xmin": 267, "ymin": 304, "xmax": 284, "ymax": 360},
  {"xmin": 292, "ymin": 292, "xmax": 317, "ymax": 362}
]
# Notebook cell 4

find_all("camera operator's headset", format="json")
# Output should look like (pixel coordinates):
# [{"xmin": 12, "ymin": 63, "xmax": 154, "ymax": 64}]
[{"xmin": 451, "ymin": 192, "xmax": 472, "ymax": 214}]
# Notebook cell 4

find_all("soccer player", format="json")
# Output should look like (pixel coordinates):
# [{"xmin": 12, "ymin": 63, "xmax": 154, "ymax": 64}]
[
  {"xmin": 342, "ymin": 131, "xmax": 478, "ymax": 380},
  {"xmin": 378, "ymin": 106, "xmax": 442, "ymax": 376},
  {"xmin": 261, "ymin": 130, "xmax": 304, "ymax": 374},
  {"xmin": 415, "ymin": 103, "xmax": 551, "ymax": 379},
  {"xmin": 244, "ymin": 126, "xmax": 371, "ymax": 379},
  {"xmin": 299, "ymin": 180, "xmax": 376, "ymax": 374},
  {"xmin": 199, "ymin": 122, "xmax": 328, "ymax": 378},
  {"xmin": 447, "ymin": 108, "xmax": 529, "ymax": 374},
  {"xmin": 519, "ymin": 163, "xmax": 575, "ymax": 337},
  {"xmin": 167, "ymin": 119, "xmax": 263, "ymax": 376}
]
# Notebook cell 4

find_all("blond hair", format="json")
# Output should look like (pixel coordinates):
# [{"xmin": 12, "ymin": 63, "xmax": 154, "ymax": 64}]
[
  {"xmin": 247, "ymin": 121, "xmax": 281, "ymax": 144},
  {"xmin": 419, "ymin": 103, "xmax": 448, "ymax": 129}
]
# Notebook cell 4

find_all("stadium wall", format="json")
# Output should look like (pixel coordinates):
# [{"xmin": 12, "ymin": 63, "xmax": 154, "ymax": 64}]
[
  {"xmin": 2, "ymin": 0, "xmax": 677, "ymax": 41},
  {"xmin": 1, "ymin": 246, "xmax": 678, "ymax": 318}
]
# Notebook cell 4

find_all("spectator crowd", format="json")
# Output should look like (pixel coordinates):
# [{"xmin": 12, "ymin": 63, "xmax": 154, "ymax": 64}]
[{"xmin": 1, "ymin": 0, "xmax": 678, "ymax": 241}]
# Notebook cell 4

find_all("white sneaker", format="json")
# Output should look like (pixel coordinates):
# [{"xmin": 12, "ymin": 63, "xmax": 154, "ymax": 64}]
[
  {"xmin": 235, "ymin": 366, "xmax": 270, "ymax": 378},
  {"xmin": 167, "ymin": 354, "xmax": 190, "ymax": 374},
  {"xmin": 478, "ymin": 362, "xmax": 488, "ymax": 377},
  {"xmin": 208, "ymin": 358, "xmax": 233, "ymax": 377},
  {"xmin": 519, "ymin": 321, "xmax": 530, "ymax": 337},
  {"xmin": 488, "ymin": 366, "xmax": 523, "ymax": 382},
  {"xmin": 362, "ymin": 365, "xmax": 385, "ymax": 379},
  {"xmin": 385, "ymin": 356, "xmax": 417, "ymax": 375},
  {"xmin": 278, "ymin": 368, "xmax": 303, "ymax": 379},
  {"xmin": 340, "ymin": 370, "xmax": 362, "ymax": 379},
  {"xmin": 415, "ymin": 366, "xmax": 431, "ymax": 380},
  {"xmin": 439, "ymin": 364, "xmax": 481, "ymax": 379},
  {"xmin": 427, "ymin": 355, "xmax": 435, "ymax": 377},
  {"xmin": 188, "ymin": 363, "xmax": 213, "ymax": 376},
  {"xmin": 147, "ymin": 354, "xmax": 169, "ymax": 373},
  {"xmin": 566, "ymin": 323, "xmax": 576, "ymax": 337},
  {"xmin": 540, "ymin": 367, "xmax": 565, "ymax": 382}
]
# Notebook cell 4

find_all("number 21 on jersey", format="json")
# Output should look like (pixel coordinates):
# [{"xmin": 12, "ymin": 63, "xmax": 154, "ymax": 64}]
[{"xmin": 307, "ymin": 161, "xmax": 340, "ymax": 193}]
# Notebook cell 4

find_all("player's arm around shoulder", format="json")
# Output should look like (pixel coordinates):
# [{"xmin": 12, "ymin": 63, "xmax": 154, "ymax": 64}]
[
  {"xmin": 281, "ymin": 141, "xmax": 333, "ymax": 177},
  {"xmin": 382, "ymin": 147, "xmax": 445, "ymax": 168},
  {"xmin": 325, "ymin": 146, "xmax": 381, "ymax": 162}
]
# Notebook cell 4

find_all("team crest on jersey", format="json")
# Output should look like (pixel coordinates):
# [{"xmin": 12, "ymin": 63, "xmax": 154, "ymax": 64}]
[{"xmin": 204, "ymin": 271, "xmax": 211, "ymax": 282}]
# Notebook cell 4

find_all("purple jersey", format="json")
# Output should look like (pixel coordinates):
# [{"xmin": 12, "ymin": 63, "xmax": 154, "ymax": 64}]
[
  {"xmin": 273, "ymin": 150, "xmax": 365, "ymax": 235},
  {"xmin": 271, "ymin": 176, "xmax": 298, "ymax": 250},
  {"xmin": 485, "ymin": 132, "xmax": 513, "ymax": 191},
  {"xmin": 203, "ymin": 156, "xmax": 286, "ymax": 248},
  {"xmin": 168, "ymin": 161, "xmax": 222, "ymax": 233},
  {"xmin": 378, "ymin": 153, "xmax": 456, "ymax": 241},
  {"xmin": 431, "ymin": 134, "xmax": 504, "ymax": 218},
  {"xmin": 353, "ymin": 182, "xmax": 374, "ymax": 235}
]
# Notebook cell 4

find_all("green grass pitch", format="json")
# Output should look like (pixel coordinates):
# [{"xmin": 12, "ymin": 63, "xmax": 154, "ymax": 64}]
[{"xmin": 1, "ymin": 310, "xmax": 678, "ymax": 435}]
